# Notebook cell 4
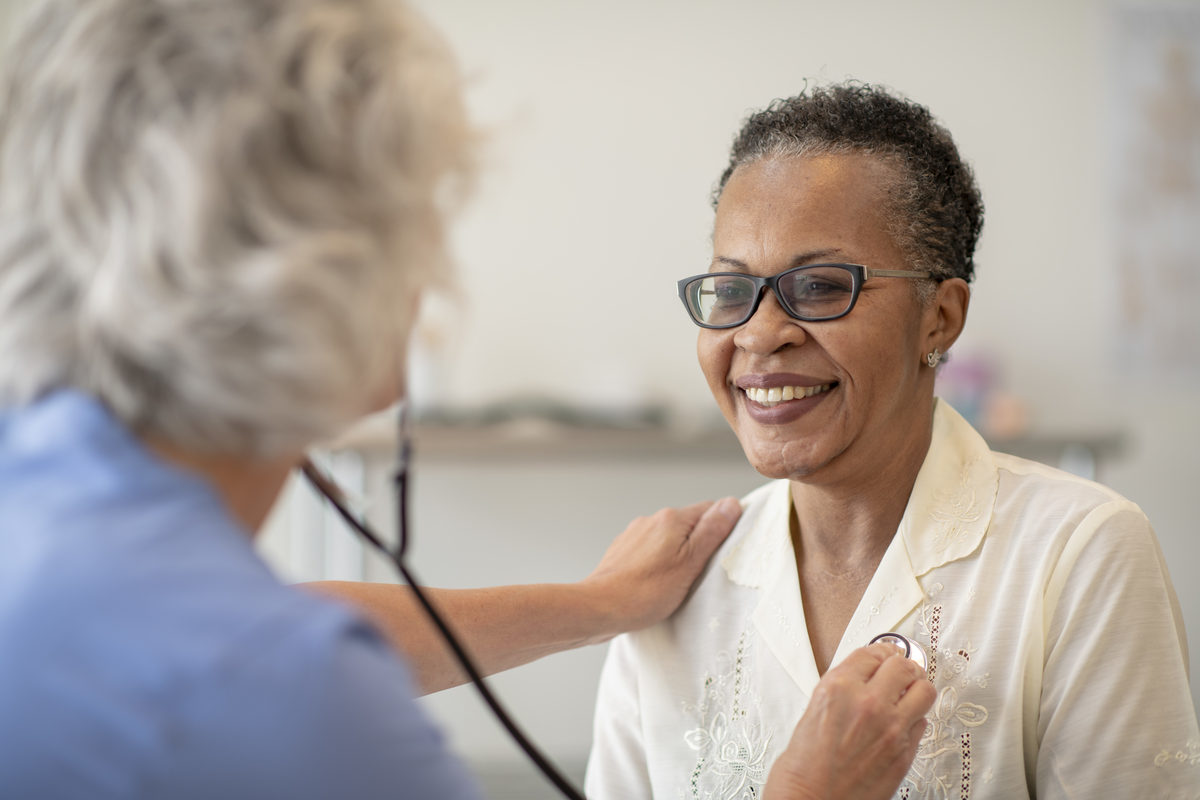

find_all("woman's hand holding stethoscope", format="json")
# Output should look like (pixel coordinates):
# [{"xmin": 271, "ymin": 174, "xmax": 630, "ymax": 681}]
[{"xmin": 763, "ymin": 638, "xmax": 937, "ymax": 800}]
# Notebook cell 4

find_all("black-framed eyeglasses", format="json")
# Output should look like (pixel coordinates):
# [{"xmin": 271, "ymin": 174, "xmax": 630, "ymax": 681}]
[
  {"xmin": 300, "ymin": 404, "xmax": 587, "ymax": 800},
  {"xmin": 677, "ymin": 262, "xmax": 932, "ymax": 329}
]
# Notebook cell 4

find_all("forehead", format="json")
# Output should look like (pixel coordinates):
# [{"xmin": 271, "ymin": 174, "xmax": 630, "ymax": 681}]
[{"xmin": 712, "ymin": 153, "xmax": 903, "ymax": 270}]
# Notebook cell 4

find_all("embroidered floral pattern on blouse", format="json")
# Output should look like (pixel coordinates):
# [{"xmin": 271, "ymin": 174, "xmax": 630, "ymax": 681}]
[
  {"xmin": 903, "ymin": 687, "xmax": 989, "ymax": 798},
  {"xmin": 682, "ymin": 628, "xmax": 774, "ymax": 800},
  {"xmin": 845, "ymin": 584, "xmax": 903, "ymax": 646},
  {"xmin": 904, "ymin": 586, "xmax": 990, "ymax": 798},
  {"xmin": 928, "ymin": 458, "xmax": 984, "ymax": 554},
  {"xmin": 1155, "ymin": 740, "xmax": 1200, "ymax": 767},
  {"xmin": 768, "ymin": 600, "xmax": 803, "ymax": 649}
]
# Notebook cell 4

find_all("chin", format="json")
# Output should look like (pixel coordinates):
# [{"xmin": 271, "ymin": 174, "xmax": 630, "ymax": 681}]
[{"xmin": 739, "ymin": 437, "xmax": 828, "ymax": 481}]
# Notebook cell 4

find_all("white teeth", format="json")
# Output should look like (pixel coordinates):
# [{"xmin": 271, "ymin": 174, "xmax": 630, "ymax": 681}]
[{"xmin": 744, "ymin": 383, "xmax": 833, "ymax": 407}]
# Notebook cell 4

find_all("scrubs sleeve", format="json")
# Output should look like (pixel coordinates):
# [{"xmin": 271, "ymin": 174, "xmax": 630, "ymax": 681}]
[
  {"xmin": 1037, "ymin": 500, "xmax": 1200, "ymax": 798},
  {"xmin": 586, "ymin": 633, "xmax": 654, "ymax": 800},
  {"xmin": 315, "ymin": 622, "xmax": 486, "ymax": 800},
  {"xmin": 162, "ymin": 613, "xmax": 485, "ymax": 800}
]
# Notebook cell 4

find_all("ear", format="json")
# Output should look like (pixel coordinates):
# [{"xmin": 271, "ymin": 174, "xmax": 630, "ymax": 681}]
[{"xmin": 922, "ymin": 278, "xmax": 970, "ymax": 357}]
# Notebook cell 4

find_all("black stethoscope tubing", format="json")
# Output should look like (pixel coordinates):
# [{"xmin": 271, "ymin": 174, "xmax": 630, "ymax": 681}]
[{"xmin": 301, "ymin": 403, "xmax": 587, "ymax": 800}]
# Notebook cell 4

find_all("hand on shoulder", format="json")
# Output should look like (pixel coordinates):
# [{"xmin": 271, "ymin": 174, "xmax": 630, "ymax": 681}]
[{"xmin": 578, "ymin": 497, "xmax": 742, "ymax": 638}]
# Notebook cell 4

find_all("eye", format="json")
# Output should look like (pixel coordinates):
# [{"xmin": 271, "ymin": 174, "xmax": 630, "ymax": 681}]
[
  {"xmin": 801, "ymin": 277, "xmax": 838, "ymax": 295},
  {"xmin": 780, "ymin": 267, "xmax": 855, "ymax": 316},
  {"xmin": 712, "ymin": 278, "xmax": 754, "ymax": 306},
  {"xmin": 688, "ymin": 275, "xmax": 757, "ymax": 325}
]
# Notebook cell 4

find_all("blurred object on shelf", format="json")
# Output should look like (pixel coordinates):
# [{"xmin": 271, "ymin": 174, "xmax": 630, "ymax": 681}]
[
  {"xmin": 329, "ymin": 396, "xmax": 738, "ymax": 461},
  {"xmin": 408, "ymin": 289, "xmax": 464, "ymax": 415},
  {"xmin": 936, "ymin": 348, "xmax": 1031, "ymax": 440},
  {"xmin": 984, "ymin": 432, "xmax": 1124, "ymax": 482},
  {"xmin": 416, "ymin": 395, "xmax": 667, "ymax": 430},
  {"xmin": 934, "ymin": 349, "xmax": 993, "ymax": 430},
  {"xmin": 981, "ymin": 391, "xmax": 1030, "ymax": 440},
  {"xmin": 1057, "ymin": 443, "xmax": 1098, "ymax": 482}
]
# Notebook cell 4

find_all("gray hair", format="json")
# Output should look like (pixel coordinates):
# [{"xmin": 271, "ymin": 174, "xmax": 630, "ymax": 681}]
[
  {"xmin": 0, "ymin": 0, "xmax": 472, "ymax": 455},
  {"xmin": 714, "ymin": 83, "xmax": 984, "ymax": 306}
]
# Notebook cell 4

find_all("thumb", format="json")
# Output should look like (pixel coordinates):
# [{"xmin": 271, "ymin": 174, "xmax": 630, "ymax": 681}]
[{"xmin": 684, "ymin": 497, "xmax": 741, "ymax": 561}]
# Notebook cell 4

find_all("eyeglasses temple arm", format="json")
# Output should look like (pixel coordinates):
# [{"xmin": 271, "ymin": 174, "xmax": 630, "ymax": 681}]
[{"xmin": 864, "ymin": 268, "xmax": 932, "ymax": 279}]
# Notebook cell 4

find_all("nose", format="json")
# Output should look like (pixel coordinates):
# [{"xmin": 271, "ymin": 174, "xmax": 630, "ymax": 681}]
[{"xmin": 732, "ymin": 287, "xmax": 808, "ymax": 355}]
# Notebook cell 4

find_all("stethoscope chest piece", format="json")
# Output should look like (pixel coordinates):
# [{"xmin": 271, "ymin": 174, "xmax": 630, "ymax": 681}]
[{"xmin": 869, "ymin": 632, "xmax": 929, "ymax": 672}]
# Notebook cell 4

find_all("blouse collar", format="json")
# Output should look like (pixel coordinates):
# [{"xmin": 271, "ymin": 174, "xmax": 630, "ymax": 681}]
[{"xmin": 720, "ymin": 399, "xmax": 998, "ymax": 696}]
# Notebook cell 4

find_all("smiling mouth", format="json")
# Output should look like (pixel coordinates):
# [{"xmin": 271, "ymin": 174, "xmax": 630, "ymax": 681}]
[{"xmin": 742, "ymin": 383, "xmax": 835, "ymax": 408}]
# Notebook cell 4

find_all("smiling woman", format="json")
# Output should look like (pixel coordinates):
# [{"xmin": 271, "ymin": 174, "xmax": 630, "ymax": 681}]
[{"xmin": 586, "ymin": 84, "xmax": 1200, "ymax": 800}]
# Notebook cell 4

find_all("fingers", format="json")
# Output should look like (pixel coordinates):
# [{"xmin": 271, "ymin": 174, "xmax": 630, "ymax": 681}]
[
  {"xmin": 657, "ymin": 501, "xmax": 710, "ymax": 532},
  {"xmin": 683, "ymin": 497, "xmax": 741, "ymax": 556},
  {"xmin": 896, "ymin": 670, "xmax": 937, "ymax": 719},
  {"xmin": 836, "ymin": 641, "xmax": 908, "ymax": 682},
  {"xmin": 871, "ymin": 649, "xmax": 929, "ymax": 699}
]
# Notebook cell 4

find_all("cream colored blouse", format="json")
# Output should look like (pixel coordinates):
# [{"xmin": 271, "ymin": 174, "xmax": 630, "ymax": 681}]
[{"xmin": 586, "ymin": 400, "xmax": 1200, "ymax": 799}]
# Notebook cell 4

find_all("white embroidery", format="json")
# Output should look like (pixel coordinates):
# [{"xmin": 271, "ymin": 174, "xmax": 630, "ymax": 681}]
[
  {"xmin": 904, "ymin": 687, "xmax": 989, "ymax": 798},
  {"xmin": 768, "ymin": 600, "xmax": 803, "ymax": 649},
  {"xmin": 683, "ymin": 629, "xmax": 774, "ymax": 800},
  {"xmin": 929, "ymin": 458, "xmax": 984, "ymax": 554},
  {"xmin": 905, "ymin": 589, "xmax": 990, "ymax": 798},
  {"xmin": 709, "ymin": 617, "xmax": 721, "ymax": 632},
  {"xmin": 1155, "ymin": 740, "xmax": 1200, "ymax": 767},
  {"xmin": 845, "ymin": 585, "xmax": 902, "ymax": 645},
  {"xmin": 983, "ymin": 767, "xmax": 993, "ymax": 784}
]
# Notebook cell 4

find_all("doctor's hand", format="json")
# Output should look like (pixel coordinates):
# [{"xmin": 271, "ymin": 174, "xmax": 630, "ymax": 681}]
[
  {"xmin": 578, "ymin": 497, "xmax": 742, "ymax": 640},
  {"xmin": 307, "ymin": 497, "xmax": 741, "ymax": 695},
  {"xmin": 763, "ymin": 642, "xmax": 935, "ymax": 800}
]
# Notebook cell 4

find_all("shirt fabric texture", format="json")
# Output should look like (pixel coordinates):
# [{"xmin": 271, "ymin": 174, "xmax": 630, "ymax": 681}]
[
  {"xmin": 0, "ymin": 391, "xmax": 482, "ymax": 800},
  {"xmin": 586, "ymin": 399, "xmax": 1200, "ymax": 800}
]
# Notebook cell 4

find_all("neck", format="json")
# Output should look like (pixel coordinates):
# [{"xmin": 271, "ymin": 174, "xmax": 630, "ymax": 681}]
[
  {"xmin": 790, "ymin": 402, "xmax": 935, "ymax": 571},
  {"xmin": 146, "ymin": 439, "xmax": 300, "ymax": 535}
]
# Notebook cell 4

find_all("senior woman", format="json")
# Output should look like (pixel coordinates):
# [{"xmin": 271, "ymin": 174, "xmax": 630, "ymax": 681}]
[
  {"xmin": 586, "ymin": 85, "xmax": 1200, "ymax": 800},
  {"xmin": 0, "ymin": 2, "xmax": 934, "ymax": 798}
]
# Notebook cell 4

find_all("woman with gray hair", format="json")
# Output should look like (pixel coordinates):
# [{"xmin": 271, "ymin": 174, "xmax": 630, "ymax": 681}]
[{"xmin": 0, "ymin": 1, "xmax": 934, "ymax": 798}]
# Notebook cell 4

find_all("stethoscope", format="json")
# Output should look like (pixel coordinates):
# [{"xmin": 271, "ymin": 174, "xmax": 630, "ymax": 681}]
[
  {"xmin": 301, "ymin": 401, "xmax": 589, "ymax": 800},
  {"xmin": 301, "ymin": 403, "xmax": 932, "ymax": 800},
  {"xmin": 869, "ymin": 632, "xmax": 929, "ymax": 671}
]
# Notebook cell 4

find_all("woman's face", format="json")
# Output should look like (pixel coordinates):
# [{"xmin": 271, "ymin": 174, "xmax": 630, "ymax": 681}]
[{"xmin": 699, "ymin": 154, "xmax": 944, "ymax": 484}]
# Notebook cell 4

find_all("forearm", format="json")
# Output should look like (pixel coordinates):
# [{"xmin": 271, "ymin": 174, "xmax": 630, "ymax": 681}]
[
  {"xmin": 306, "ymin": 498, "xmax": 741, "ymax": 696},
  {"xmin": 306, "ymin": 581, "xmax": 618, "ymax": 695}
]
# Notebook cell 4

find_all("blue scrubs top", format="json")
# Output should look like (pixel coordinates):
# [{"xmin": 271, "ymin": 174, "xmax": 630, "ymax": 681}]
[{"xmin": 0, "ymin": 392, "xmax": 483, "ymax": 799}]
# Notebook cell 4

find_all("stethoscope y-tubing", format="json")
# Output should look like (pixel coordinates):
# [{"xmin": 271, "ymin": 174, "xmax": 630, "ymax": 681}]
[{"xmin": 300, "ymin": 412, "xmax": 587, "ymax": 800}]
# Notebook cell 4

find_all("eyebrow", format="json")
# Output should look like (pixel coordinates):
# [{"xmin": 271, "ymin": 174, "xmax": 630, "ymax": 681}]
[{"xmin": 711, "ymin": 248, "xmax": 846, "ymax": 272}]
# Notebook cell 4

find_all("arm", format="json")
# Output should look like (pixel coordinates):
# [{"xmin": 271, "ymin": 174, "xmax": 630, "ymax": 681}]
[
  {"xmin": 763, "ymin": 643, "xmax": 936, "ymax": 800},
  {"xmin": 1035, "ymin": 502, "xmax": 1200, "ymax": 798},
  {"xmin": 306, "ymin": 498, "xmax": 742, "ymax": 695}
]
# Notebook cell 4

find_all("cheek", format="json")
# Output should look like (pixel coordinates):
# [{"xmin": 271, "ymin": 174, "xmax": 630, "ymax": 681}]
[
  {"xmin": 696, "ymin": 332, "xmax": 734, "ymax": 402},
  {"xmin": 830, "ymin": 314, "xmax": 921, "ymax": 397}
]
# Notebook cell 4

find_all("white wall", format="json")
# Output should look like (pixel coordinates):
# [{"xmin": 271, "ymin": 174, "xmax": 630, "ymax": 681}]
[{"xmin": 405, "ymin": 0, "xmax": 1200, "ymax": 739}]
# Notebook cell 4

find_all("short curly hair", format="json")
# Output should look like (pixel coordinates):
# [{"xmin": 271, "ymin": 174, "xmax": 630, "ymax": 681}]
[{"xmin": 714, "ymin": 83, "xmax": 983, "ymax": 289}]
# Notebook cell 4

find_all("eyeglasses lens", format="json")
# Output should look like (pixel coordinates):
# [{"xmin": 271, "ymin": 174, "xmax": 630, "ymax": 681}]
[
  {"xmin": 686, "ymin": 266, "xmax": 856, "ymax": 326},
  {"xmin": 687, "ymin": 275, "xmax": 755, "ymax": 327}
]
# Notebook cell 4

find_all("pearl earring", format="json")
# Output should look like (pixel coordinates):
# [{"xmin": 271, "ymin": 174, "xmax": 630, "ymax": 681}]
[{"xmin": 926, "ymin": 349, "xmax": 942, "ymax": 368}]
